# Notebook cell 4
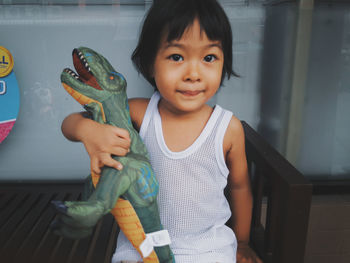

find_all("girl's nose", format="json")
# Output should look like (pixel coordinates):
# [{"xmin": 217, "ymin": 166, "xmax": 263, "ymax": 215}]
[{"xmin": 184, "ymin": 61, "xmax": 201, "ymax": 82}]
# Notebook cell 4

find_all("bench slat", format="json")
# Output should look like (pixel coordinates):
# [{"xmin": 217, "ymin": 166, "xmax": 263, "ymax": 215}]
[
  {"xmin": 2, "ymin": 192, "xmax": 52, "ymax": 260},
  {"xmin": 13, "ymin": 192, "xmax": 65, "ymax": 263},
  {"xmin": 0, "ymin": 184, "xmax": 118, "ymax": 263}
]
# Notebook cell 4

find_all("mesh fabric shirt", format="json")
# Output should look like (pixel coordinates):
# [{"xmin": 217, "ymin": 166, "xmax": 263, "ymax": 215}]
[{"xmin": 112, "ymin": 92, "xmax": 237, "ymax": 263}]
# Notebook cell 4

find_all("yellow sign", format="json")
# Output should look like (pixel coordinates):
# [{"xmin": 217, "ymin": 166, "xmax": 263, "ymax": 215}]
[{"xmin": 0, "ymin": 46, "xmax": 14, "ymax": 78}]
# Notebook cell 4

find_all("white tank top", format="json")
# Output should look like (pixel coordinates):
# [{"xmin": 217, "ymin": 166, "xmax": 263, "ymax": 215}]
[{"xmin": 112, "ymin": 92, "xmax": 237, "ymax": 263}]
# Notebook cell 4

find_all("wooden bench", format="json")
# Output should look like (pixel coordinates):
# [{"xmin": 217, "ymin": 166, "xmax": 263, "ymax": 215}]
[
  {"xmin": 242, "ymin": 121, "xmax": 312, "ymax": 263},
  {"xmin": 0, "ymin": 121, "xmax": 312, "ymax": 263}
]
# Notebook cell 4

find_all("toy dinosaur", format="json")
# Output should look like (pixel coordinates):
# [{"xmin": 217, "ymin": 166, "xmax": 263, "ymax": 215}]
[{"xmin": 51, "ymin": 47, "xmax": 174, "ymax": 263}]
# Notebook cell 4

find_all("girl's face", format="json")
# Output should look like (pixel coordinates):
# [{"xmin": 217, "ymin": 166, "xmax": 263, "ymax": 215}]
[{"xmin": 153, "ymin": 18, "xmax": 224, "ymax": 115}]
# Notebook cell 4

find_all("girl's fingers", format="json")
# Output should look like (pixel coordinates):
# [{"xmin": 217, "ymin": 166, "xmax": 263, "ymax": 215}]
[
  {"xmin": 100, "ymin": 155, "xmax": 123, "ymax": 170},
  {"xmin": 91, "ymin": 157, "xmax": 101, "ymax": 175},
  {"xmin": 111, "ymin": 137, "xmax": 130, "ymax": 150},
  {"xmin": 111, "ymin": 126, "xmax": 130, "ymax": 141},
  {"xmin": 110, "ymin": 145, "xmax": 130, "ymax": 157},
  {"xmin": 91, "ymin": 154, "xmax": 123, "ymax": 174}
]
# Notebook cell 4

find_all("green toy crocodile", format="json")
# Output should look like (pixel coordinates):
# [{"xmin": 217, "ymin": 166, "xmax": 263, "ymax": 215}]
[{"xmin": 51, "ymin": 47, "xmax": 174, "ymax": 263}]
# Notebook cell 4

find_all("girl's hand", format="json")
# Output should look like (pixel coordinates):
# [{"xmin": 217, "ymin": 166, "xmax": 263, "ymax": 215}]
[
  {"xmin": 237, "ymin": 243, "xmax": 263, "ymax": 263},
  {"xmin": 79, "ymin": 120, "xmax": 131, "ymax": 174}
]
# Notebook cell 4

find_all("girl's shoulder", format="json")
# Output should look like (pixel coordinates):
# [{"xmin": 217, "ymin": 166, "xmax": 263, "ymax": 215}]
[
  {"xmin": 128, "ymin": 98, "xmax": 150, "ymax": 131},
  {"xmin": 223, "ymin": 114, "xmax": 245, "ymax": 156}
]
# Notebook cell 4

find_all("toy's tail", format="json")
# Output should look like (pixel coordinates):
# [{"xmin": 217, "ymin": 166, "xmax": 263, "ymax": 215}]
[
  {"xmin": 112, "ymin": 199, "xmax": 159, "ymax": 262},
  {"xmin": 91, "ymin": 171, "xmax": 159, "ymax": 263}
]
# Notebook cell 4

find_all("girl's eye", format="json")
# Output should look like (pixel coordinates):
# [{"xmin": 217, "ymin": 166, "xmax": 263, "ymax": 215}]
[
  {"xmin": 169, "ymin": 54, "xmax": 183, "ymax": 62},
  {"xmin": 204, "ymin": 55, "xmax": 217, "ymax": 62}
]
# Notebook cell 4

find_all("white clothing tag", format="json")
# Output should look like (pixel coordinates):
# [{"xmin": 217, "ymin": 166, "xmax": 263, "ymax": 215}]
[
  {"xmin": 147, "ymin": 230, "xmax": 171, "ymax": 247},
  {"xmin": 139, "ymin": 235, "xmax": 153, "ymax": 258},
  {"xmin": 139, "ymin": 230, "xmax": 171, "ymax": 258}
]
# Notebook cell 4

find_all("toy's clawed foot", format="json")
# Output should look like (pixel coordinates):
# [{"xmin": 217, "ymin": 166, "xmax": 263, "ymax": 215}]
[
  {"xmin": 50, "ymin": 200, "xmax": 106, "ymax": 239},
  {"xmin": 51, "ymin": 200, "xmax": 68, "ymax": 214},
  {"xmin": 50, "ymin": 216, "xmax": 93, "ymax": 239}
]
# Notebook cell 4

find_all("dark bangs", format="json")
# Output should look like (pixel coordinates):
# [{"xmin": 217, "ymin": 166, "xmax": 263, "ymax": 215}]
[{"xmin": 131, "ymin": 0, "xmax": 238, "ymax": 88}]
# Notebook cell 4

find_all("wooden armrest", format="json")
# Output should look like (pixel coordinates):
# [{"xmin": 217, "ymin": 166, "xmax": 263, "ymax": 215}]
[{"xmin": 241, "ymin": 121, "xmax": 312, "ymax": 263}]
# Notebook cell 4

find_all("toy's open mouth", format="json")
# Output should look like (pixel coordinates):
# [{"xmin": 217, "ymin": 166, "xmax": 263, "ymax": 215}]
[{"xmin": 63, "ymin": 49, "xmax": 102, "ymax": 90}]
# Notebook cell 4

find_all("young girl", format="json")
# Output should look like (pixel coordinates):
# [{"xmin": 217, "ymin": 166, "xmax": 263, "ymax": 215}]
[{"xmin": 61, "ymin": 0, "xmax": 262, "ymax": 262}]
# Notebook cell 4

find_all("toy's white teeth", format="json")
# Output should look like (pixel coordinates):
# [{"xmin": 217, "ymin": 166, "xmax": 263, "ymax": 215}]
[
  {"xmin": 76, "ymin": 50, "xmax": 91, "ymax": 73},
  {"xmin": 64, "ymin": 68, "xmax": 81, "ymax": 80}
]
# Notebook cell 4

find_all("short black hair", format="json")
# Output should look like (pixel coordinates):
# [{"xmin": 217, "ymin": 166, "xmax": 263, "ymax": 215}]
[{"xmin": 131, "ymin": 0, "xmax": 238, "ymax": 88}]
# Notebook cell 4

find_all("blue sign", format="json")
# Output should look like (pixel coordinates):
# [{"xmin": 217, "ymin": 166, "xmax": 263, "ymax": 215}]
[{"xmin": 0, "ymin": 46, "xmax": 20, "ymax": 144}]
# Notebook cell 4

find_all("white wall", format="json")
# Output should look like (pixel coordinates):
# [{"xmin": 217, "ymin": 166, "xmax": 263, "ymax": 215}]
[
  {"xmin": 0, "ymin": 2, "xmax": 266, "ymax": 180},
  {"xmin": 1, "ymin": 1, "xmax": 348, "ymax": 181},
  {"xmin": 0, "ymin": 4, "xmax": 154, "ymax": 180}
]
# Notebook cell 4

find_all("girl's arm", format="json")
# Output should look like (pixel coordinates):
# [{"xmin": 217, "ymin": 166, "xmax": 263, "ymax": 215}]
[
  {"xmin": 224, "ymin": 117, "xmax": 262, "ymax": 263},
  {"xmin": 61, "ymin": 98, "xmax": 149, "ymax": 174},
  {"xmin": 61, "ymin": 112, "xmax": 131, "ymax": 174}
]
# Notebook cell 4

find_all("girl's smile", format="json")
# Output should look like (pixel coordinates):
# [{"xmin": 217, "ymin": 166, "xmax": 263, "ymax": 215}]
[{"xmin": 177, "ymin": 90, "xmax": 203, "ymax": 97}]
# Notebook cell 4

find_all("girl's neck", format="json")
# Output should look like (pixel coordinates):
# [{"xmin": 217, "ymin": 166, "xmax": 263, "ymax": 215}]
[
  {"xmin": 158, "ymin": 97, "xmax": 212, "ymax": 121},
  {"xmin": 157, "ymin": 98, "xmax": 214, "ymax": 152}
]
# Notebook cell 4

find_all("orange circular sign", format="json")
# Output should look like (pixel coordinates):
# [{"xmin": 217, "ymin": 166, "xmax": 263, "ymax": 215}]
[{"xmin": 0, "ymin": 46, "xmax": 14, "ymax": 77}]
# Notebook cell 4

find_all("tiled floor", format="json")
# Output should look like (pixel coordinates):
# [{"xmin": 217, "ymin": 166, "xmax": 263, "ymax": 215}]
[
  {"xmin": 304, "ymin": 195, "xmax": 350, "ymax": 263},
  {"xmin": 260, "ymin": 194, "xmax": 350, "ymax": 263}
]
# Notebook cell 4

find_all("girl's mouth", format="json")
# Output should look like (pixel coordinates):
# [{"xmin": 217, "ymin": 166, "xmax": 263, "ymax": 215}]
[{"xmin": 178, "ymin": 90, "xmax": 203, "ymax": 96}]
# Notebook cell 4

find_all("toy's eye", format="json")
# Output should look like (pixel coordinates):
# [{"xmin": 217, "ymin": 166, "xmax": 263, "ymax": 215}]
[{"xmin": 109, "ymin": 71, "xmax": 126, "ymax": 83}]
